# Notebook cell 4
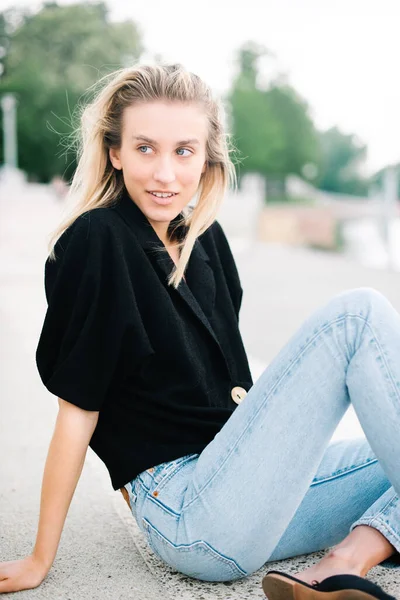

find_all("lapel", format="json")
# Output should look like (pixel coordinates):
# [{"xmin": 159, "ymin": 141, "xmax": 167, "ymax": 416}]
[{"xmin": 115, "ymin": 189, "xmax": 221, "ymax": 349}]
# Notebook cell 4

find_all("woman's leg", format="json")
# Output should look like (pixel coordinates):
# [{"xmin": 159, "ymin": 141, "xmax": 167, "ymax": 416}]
[
  {"xmin": 265, "ymin": 437, "xmax": 399, "ymax": 581},
  {"xmin": 139, "ymin": 287, "xmax": 400, "ymax": 581}
]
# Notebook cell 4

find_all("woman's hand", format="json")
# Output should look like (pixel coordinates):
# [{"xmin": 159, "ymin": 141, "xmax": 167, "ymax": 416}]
[{"xmin": 0, "ymin": 555, "xmax": 49, "ymax": 594}]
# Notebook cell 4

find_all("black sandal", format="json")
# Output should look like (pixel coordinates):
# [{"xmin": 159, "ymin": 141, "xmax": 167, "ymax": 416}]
[{"xmin": 262, "ymin": 570, "xmax": 397, "ymax": 600}]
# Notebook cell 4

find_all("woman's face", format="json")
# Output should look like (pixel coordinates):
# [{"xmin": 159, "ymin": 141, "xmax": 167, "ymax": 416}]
[{"xmin": 109, "ymin": 100, "xmax": 208, "ymax": 239}]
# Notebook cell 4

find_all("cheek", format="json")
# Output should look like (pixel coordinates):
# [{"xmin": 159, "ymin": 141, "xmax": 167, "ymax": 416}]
[
  {"xmin": 125, "ymin": 160, "xmax": 149, "ymax": 182},
  {"xmin": 179, "ymin": 165, "xmax": 205, "ymax": 186}
]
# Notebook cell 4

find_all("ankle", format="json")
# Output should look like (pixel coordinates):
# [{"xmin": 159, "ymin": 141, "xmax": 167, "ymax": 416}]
[
  {"xmin": 324, "ymin": 546, "xmax": 367, "ymax": 577},
  {"xmin": 328, "ymin": 526, "xmax": 397, "ymax": 576}
]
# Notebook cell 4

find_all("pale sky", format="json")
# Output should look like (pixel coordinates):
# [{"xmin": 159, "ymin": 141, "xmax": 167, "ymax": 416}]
[{"xmin": 2, "ymin": 0, "xmax": 400, "ymax": 174}]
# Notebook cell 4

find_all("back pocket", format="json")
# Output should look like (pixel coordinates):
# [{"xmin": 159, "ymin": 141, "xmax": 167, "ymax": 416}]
[{"xmin": 143, "ymin": 517, "xmax": 247, "ymax": 582}]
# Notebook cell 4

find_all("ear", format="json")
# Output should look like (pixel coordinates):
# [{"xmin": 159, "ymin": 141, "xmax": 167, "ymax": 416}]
[
  {"xmin": 109, "ymin": 147, "xmax": 122, "ymax": 171},
  {"xmin": 201, "ymin": 161, "xmax": 207, "ymax": 175}
]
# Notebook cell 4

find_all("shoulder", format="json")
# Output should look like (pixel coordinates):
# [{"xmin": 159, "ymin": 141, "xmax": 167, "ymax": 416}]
[
  {"xmin": 44, "ymin": 207, "xmax": 132, "ymax": 305},
  {"xmin": 45, "ymin": 208, "xmax": 122, "ymax": 291},
  {"xmin": 198, "ymin": 218, "xmax": 225, "ymax": 243},
  {"xmin": 51, "ymin": 207, "xmax": 122, "ymax": 261},
  {"xmin": 198, "ymin": 218, "xmax": 231, "ymax": 255},
  {"xmin": 60, "ymin": 206, "xmax": 118, "ymax": 241},
  {"xmin": 198, "ymin": 218, "xmax": 241, "ymax": 282}
]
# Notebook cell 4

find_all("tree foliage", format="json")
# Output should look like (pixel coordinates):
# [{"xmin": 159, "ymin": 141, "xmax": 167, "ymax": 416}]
[
  {"xmin": 0, "ymin": 2, "xmax": 143, "ymax": 182},
  {"xmin": 227, "ymin": 42, "xmax": 320, "ymax": 199},
  {"xmin": 317, "ymin": 127, "xmax": 368, "ymax": 195},
  {"xmin": 0, "ymin": 12, "xmax": 373, "ymax": 196},
  {"xmin": 370, "ymin": 163, "xmax": 400, "ymax": 198}
]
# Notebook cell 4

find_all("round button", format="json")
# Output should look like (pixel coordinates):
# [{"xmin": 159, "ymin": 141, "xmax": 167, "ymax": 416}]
[{"xmin": 231, "ymin": 386, "xmax": 247, "ymax": 404}]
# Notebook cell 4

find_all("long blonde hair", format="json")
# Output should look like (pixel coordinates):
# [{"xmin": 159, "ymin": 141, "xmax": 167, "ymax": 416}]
[{"xmin": 48, "ymin": 62, "xmax": 237, "ymax": 288}]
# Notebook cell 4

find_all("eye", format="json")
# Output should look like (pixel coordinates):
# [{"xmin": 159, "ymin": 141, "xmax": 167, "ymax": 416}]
[
  {"xmin": 137, "ymin": 145, "xmax": 192, "ymax": 156},
  {"xmin": 176, "ymin": 147, "xmax": 192, "ymax": 157},
  {"xmin": 138, "ymin": 145, "xmax": 152, "ymax": 154}
]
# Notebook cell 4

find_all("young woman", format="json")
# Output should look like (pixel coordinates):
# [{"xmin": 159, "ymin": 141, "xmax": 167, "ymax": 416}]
[{"xmin": 0, "ymin": 63, "xmax": 399, "ymax": 599}]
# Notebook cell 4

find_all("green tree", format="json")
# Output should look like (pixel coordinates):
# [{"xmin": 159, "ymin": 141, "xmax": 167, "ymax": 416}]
[
  {"xmin": 370, "ymin": 163, "xmax": 400, "ymax": 198},
  {"xmin": 227, "ymin": 42, "xmax": 320, "ymax": 201},
  {"xmin": 317, "ymin": 127, "xmax": 368, "ymax": 195},
  {"xmin": 0, "ymin": 2, "xmax": 143, "ymax": 182}
]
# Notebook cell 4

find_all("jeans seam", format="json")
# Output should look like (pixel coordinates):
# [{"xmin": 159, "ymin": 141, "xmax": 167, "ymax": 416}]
[
  {"xmin": 147, "ymin": 496, "xmax": 181, "ymax": 518},
  {"xmin": 311, "ymin": 457, "xmax": 378, "ymax": 486},
  {"xmin": 138, "ymin": 478, "xmax": 149, "ymax": 491},
  {"xmin": 153, "ymin": 455, "xmax": 198, "ymax": 490},
  {"xmin": 143, "ymin": 517, "xmax": 248, "ymax": 577},
  {"xmin": 351, "ymin": 493, "xmax": 398, "ymax": 537},
  {"xmin": 182, "ymin": 314, "xmax": 355, "ymax": 512},
  {"xmin": 360, "ymin": 318, "xmax": 400, "ymax": 410}
]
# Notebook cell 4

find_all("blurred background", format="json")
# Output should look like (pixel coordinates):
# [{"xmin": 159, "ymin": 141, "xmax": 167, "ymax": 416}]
[
  {"xmin": 1, "ymin": 6, "xmax": 400, "ymax": 595},
  {"xmin": 0, "ymin": 0, "xmax": 399, "ymax": 269}
]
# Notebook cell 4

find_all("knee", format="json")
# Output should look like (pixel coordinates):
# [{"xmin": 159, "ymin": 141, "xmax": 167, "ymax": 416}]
[{"xmin": 332, "ymin": 287, "xmax": 392, "ymax": 316}]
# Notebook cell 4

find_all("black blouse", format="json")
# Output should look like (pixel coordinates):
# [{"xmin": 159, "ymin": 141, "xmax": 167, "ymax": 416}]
[{"xmin": 35, "ymin": 188, "xmax": 253, "ymax": 490}]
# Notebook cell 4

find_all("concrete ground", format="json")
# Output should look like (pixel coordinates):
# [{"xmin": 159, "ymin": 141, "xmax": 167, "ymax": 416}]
[{"xmin": 1, "ymin": 184, "xmax": 400, "ymax": 598}]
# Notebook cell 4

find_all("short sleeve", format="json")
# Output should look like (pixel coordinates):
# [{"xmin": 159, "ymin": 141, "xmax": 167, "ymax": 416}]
[
  {"xmin": 35, "ymin": 212, "xmax": 152, "ymax": 411},
  {"xmin": 212, "ymin": 220, "xmax": 243, "ymax": 319}
]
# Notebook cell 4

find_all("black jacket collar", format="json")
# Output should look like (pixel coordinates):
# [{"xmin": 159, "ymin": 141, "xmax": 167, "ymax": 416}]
[
  {"xmin": 115, "ymin": 188, "xmax": 222, "ymax": 352},
  {"xmin": 115, "ymin": 187, "xmax": 211, "ymax": 260}
]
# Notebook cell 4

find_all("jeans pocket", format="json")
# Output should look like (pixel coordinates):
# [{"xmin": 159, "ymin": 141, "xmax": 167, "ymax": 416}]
[{"xmin": 142, "ymin": 518, "xmax": 247, "ymax": 582}]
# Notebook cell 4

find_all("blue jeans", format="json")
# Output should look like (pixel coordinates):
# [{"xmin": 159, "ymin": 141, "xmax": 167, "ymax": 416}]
[{"xmin": 124, "ymin": 288, "xmax": 400, "ymax": 582}]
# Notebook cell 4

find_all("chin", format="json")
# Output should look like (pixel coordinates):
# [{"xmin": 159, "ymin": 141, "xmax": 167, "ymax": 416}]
[
  {"xmin": 145, "ymin": 194, "xmax": 182, "ymax": 211},
  {"xmin": 143, "ymin": 203, "xmax": 179, "ymax": 222}
]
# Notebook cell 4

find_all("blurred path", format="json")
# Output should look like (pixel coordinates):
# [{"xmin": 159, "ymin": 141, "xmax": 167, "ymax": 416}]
[{"xmin": 1, "ymin": 185, "xmax": 399, "ymax": 598}]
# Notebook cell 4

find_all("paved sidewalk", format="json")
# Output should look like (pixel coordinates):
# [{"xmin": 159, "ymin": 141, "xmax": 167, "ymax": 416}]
[{"xmin": 1, "ymin": 185, "xmax": 400, "ymax": 598}]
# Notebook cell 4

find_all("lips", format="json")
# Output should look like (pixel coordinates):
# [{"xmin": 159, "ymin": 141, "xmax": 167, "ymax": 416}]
[
  {"xmin": 147, "ymin": 192, "xmax": 177, "ymax": 197},
  {"xmin": 147, "ymin": 191, "xmax": 176, "ymax": 205}
]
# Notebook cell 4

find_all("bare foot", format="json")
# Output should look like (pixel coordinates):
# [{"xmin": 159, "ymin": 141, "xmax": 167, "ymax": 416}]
[{"xmin": 295, "ymin": 548, "xmax": 364, "ymax": 585}]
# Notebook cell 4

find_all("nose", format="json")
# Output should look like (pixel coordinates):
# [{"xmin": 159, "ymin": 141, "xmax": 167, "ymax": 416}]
[{"xmin": 153, "ymin": 156, "xmax": 176, "ymax": 184}]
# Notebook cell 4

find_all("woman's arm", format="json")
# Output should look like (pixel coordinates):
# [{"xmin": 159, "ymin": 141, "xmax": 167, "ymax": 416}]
[
  {"xmin": 0, "ymin": 398, "xmax": 99, "ymax": 594},
  {"xmin": 33, "ymin": 398, "xmax": 99, "ymax": 567}
]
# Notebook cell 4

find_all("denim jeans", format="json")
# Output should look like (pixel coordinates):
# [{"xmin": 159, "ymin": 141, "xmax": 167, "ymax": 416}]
[{"xmin": 124, "ymin": 287, "xmax": 400, "ymax": 582}]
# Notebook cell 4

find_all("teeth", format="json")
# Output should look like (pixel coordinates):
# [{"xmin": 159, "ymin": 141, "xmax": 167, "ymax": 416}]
[{"xmin": 150, "ymin": 192, "xmax": 175, "ymax": 198}]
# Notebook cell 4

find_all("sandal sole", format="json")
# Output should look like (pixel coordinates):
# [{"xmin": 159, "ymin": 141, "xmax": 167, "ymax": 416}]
[{"xmin": 262, "ymin": 573, "xmax": 378, "ymax": 600}]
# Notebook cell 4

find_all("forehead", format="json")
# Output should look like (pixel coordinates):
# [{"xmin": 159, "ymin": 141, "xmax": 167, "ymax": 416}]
[{"xmin": 122, "ymin": 100, "xmax": 208, "ymax": 144}]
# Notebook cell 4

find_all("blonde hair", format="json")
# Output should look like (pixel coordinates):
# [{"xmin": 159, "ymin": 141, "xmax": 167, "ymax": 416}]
[{"xmin": 48, "ymin": 62, "xmax": 237, "ymax": 288}]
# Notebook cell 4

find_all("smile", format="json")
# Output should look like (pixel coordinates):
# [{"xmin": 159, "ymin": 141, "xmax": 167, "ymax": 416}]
[
  {"xmin": 148, "ymin": 192, "xmax": 178, "ymax": 198},
  {"xmin": 147, "ymin": 192, "xmax": 176, "ymax": 205}
]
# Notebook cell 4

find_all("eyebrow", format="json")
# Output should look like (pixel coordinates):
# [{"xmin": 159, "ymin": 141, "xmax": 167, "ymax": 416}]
[{"xmin": 132, "ymin": 135, "xmax": 200, "ymax": 146}]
